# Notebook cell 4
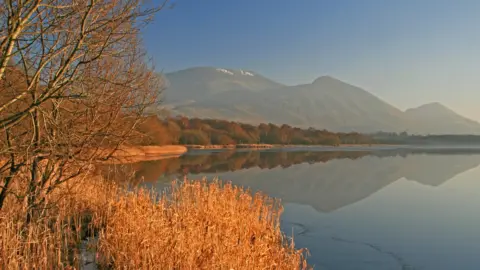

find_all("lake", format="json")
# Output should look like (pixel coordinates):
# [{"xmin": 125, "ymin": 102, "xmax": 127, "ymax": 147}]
[{"xmin": 112, "ymin": 149, "xmax": 480, "ymax": 269}]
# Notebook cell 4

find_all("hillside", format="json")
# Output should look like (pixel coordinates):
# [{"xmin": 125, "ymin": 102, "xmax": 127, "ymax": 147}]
[
  {"xmin": 160, "ymin": 67, "xmax": 480, "ymax": 134},
  {"xmin": 405, "ymin": 102, "xmax": 480, "ymax": 134},
  {"xmin": 258, "ymin": 76, "xmax": 407, "ymax": 132},
  {"xmin": 163, "ymin": 67, "xmax": 284, "ymax": 102}
]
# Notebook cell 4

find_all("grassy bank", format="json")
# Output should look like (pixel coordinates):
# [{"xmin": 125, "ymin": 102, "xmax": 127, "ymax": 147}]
[{"xmin": 0, "ymin": 174, "xmax": 309, "ymax": 269}]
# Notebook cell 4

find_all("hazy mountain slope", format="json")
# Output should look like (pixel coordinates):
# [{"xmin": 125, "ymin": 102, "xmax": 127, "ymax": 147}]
[
  {"xmin": 405, "ymin": 102, "xmax": 480, "ymax": 134},
  {"xmin": 174, "ymin": 89, "xmax": 309, "ymax": 126},
  {"xmin": 162, "ymin": 67, "xmax": 480, "ymax": 134},
  {"xmin": 168, "ymin": 73, "xmax": 407, "ymax": 131},
  {"xmin": 163, "ymin": 67, "xmax": 284, "ymax": 102},
  {"xmin": 258, "ymin": 76, "xmax": 407, "ymax": 132}
]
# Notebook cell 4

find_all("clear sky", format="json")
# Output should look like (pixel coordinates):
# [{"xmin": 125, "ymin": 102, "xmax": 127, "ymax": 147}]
[{"xmin": 143, "ymin": 0, "xmax": 480, "ymax": 121}]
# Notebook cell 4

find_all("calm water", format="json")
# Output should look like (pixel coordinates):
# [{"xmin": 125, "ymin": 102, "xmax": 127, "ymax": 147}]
[{"xmin": 113, "ymin": 149, "xmax": 480, "ymax": 269}]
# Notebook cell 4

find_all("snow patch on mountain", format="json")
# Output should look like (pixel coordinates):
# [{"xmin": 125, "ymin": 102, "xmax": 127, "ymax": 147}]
[
  {"xmin": 216, "ymin": 68, "xmax": 234, "ymax": 75},
  {"xmin": 240, "ymin": 69, "xmax": 254, "ymax": 76},
  {"xmin": 215, "ymin": 68, "xmax": 254, "ymax": 76}
]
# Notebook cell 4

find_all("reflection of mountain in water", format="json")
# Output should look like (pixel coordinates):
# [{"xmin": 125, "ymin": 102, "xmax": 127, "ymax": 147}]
[
  {"xmin": 101, "ymin": 150, "xmax": 480, "ymax": 213},
  {"xmin": 218, "ymin": 154, "xmax": 480, "ymax": 212}
]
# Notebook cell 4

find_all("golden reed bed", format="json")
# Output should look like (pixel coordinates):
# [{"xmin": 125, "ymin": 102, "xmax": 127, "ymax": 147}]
[{"xmin": 0, "ymin": 174, "xmax": 309, "ymax": 269}]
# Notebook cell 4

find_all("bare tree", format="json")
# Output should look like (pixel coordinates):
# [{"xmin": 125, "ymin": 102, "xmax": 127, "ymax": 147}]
[{"xmin": 0, "ymin": 0, "xmax": 167, "ymax": 219}]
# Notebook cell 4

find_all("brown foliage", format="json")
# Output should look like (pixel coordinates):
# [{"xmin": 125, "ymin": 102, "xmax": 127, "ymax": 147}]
[
  {"xmin": 133, "ymin": 115, "xmax": 375, "ymax": 147},
  {"xmin": 0, "ymin": 0, "xmax": 166, "ymax": 215}
]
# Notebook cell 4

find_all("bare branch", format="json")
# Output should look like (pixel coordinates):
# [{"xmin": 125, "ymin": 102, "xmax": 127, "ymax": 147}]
[{"xmin": 0, "ymin": 0, "xmax": 168, "ymax": 216}]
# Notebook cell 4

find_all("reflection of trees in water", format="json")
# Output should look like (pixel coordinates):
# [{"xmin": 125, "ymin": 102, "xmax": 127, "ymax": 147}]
[
  {"xmin": 99, "ymin": 148, "xmax": 480, "ymax": 184},
  {"xmin": 99, "ymin": 151, "xmax": 371, "ymax": 184},
  {"xmin": 166, "ymin": 151, "xmax": 371, "ymax": 177}
]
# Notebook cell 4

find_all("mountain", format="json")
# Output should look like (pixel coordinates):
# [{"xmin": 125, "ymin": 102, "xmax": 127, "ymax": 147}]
[
  {"xmin": 405, "ymin": 102, "xmax": 480, "ymax": 134},
  {"xmin": 163, "ymin": 67, "xmax": 284, "ymax": 102},
  {"xmin": 160, "ymin": 67, "xmax": 480, "ymax": 134},
  {"xmin": 255, "ymin": 76, "xmax": 407, "ymax": 132}
]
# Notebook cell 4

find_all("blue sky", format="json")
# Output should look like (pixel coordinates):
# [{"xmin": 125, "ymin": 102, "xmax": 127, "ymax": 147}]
[{"xmin": 143, "ymin": 0, "xmax": 480, "ymax": 120}]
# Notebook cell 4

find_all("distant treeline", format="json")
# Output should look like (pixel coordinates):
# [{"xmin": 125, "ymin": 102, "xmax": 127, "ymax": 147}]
[
  {"xmin": 134, "ymin": 116, "xmax": 374, "ymax": 146},
  {"xmin": 373, "ymin": 132, "xmax": 480, "ymax": 145},
  {"xmin": 133, "ymin": 116, "xmax": 480, "ymax": 147}
]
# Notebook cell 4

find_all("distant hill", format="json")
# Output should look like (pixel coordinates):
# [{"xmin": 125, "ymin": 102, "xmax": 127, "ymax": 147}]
[
  {"xmin": 405, "ymin": 102, "xmax": 480, "ymax": 134},
  {"xmin": 158, "ymin": 67, "xmax": 480, "ymax": 134}
]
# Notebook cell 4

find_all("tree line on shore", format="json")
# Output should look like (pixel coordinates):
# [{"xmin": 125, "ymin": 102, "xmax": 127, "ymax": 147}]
[
  {"xmin": 134, "ymin": 115, "xmax": 375, "ymax": 146},
  {"xmin": 372, "ymin": 131, "xmax": 480, "ymax": 145},
  {"xmin": 133, "ymin": 115, "xmax": 480, "ymax": 147}
]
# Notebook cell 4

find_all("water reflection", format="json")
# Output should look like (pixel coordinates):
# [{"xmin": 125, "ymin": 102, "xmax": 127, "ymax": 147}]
[
  {"xmin": 102, "ymin": 150, "xmax": 480, "ymax": 212},
  {"xmin": 101, "ymin": 150, "xmax": 480, "ymax": 269},
  {"xmin": 112, "ymin": 150, "xmax": 370, "ymax": 182}
]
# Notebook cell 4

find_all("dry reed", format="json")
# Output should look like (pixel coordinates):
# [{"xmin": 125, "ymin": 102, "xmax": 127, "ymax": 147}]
[
  {"xmin": 0, "ymin": 173, "xmax": 115, "ymax": 269},
  {"xmin": 1, "ymin": 175, "xmax": 309, "ymax": 269}
]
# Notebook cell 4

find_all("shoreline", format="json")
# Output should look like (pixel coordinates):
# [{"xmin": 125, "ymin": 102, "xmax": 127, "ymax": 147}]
[
  {"xmin": 182, "ymin": 143, "xmax": 480, "ymax": 153},
  {"xmin": 97, "ymin": 143, "xmax": 480, "ymax": 164},
  {"xmin": 183, "ymin": 143, "xmax": 398, "ymax": 151},
  {"xmin": 102, "ymin": 145, "xmax": 188, "ymax": 164}
]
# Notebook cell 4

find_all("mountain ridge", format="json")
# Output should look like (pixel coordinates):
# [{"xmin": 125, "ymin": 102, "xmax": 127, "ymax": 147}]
[{"xmin": 159, "ymin": 67, "xmax": 480, "ymax": 134}]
